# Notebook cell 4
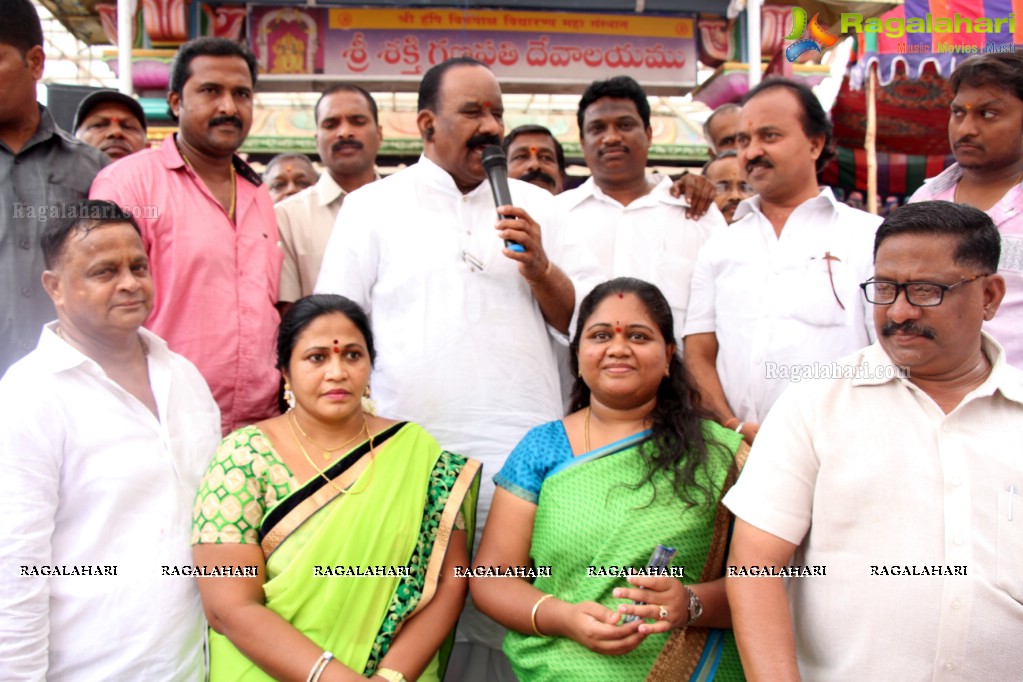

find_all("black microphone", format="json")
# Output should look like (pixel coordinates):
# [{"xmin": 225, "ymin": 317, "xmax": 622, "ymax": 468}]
[{"xmin": 482, "ymin": 145, "xmax": 525, "ymax": 253}]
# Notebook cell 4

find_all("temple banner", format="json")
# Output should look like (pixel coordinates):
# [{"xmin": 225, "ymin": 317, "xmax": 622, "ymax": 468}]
[{"xmin": 251, "ymin": 7, "xmax": 697, "ymax": 88}]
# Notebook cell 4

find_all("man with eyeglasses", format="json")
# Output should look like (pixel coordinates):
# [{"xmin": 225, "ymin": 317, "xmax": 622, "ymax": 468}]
[
  {"xmin": 684, "ymin": 78, "xmax": 881, "ymax": 444},
  {"xmin": 724, "ymin": 200, "xmax": 1021, "ymax": 680},
  {"xmin": 702, "ymin": 150, "xmax": 753, "ymax": 224}
]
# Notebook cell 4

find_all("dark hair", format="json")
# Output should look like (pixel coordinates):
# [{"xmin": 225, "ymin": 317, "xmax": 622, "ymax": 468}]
[
  {"xmin": 168, "ymin": 38, "xmax": 259, "ymax": 123},
  {"xmin": 576, "ymin": 76, "xmax": 651, "ymax": 133},
  {"xmin": 950, "ymin": 53, "xmax": 1023, "ymax": 102},
  {"xmin": 874, "ymin": 200, "xmax": 1000, "ymax": 271},
  {"xmin": 569, "ymin": 278, "xmax": 728, "ymax": 508},
  {"xmin": 703, "ymin": 103, "xmax": 740, "ymax": 150},
  {"xmin": 263, "ymin": 153, "xmax": 316, "ymax": 181},
  {"xmin": 315, "ymin": 84, "xmax": 379, "ymax": 125},
  {"xmin": 418, "ymin": 57, "xmax": 489, "ymax": 112},
  {"xmin": 276, "ymin": 295, "xmax": 376, "ymax": 371},
  {"xmin": 502, "ymin": 124, "xmax": 566, "ymax": 174},
  {"xmin": 1, "ymin": 0, "xmax": 43, "ymax": 55},
  {"xmin": 701, "ymin": 149, "xmax": 738, "ymax": 174},
  {"xmin": 41, "ymin": 201, "xmax": 142, "ymax": 269},
  {"xmin": 741, "ymin": 77, "xmax": 835, "ymax": 173}
]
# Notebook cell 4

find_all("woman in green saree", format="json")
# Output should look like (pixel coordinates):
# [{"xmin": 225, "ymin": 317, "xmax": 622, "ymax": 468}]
[
  {"xmin": 471, "ymin": 278, "xmax": 747, "ymax": 681},
  {"xmin": 192, "ymin": 295, "xmax": 479, "ymax": 682}
]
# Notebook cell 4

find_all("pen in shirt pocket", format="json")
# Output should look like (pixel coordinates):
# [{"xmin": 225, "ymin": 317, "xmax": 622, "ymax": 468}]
[{"xmin": 810, "ymin": 251, "xmax": 845, "ymax": 310}]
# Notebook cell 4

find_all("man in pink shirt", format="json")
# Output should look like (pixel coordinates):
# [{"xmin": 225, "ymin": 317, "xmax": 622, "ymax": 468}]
[
  {"xmin": 909, "ymin": 52, "xmax": 1023, "ymax": 368},
  {"xmin": 92, "ymin": 37, "xmax": 282, "ymax": 433}
]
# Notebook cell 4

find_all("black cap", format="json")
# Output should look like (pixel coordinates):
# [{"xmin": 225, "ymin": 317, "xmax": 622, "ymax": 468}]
[{"xmin": 72, "ymin": 90, "xmax": 147, "ymax": 134}]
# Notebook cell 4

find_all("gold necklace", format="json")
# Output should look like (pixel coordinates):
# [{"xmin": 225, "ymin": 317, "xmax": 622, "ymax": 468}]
[
  {"xmin": 289, "ymin": 409, "xmax": 368, "ymax": 460},
  {"xmin": 287, "ymin": 410, "xmax": 375, "ymax": 495},
  {"xmin": 584, "ymin": 406, "xmax": 591, "ymax": 453},
  {"xmin": 179, "ymin": 143, "xmax": 237, "ymax": 222}
]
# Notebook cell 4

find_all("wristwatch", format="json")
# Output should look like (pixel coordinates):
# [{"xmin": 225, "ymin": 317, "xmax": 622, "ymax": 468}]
[
  {"xmin": 685, "ymin": 586, "xmax": 704, "ymax": 626},
  {"xmin": 375, "ymin": 668, "xmax": 407, "ymax": 682}
]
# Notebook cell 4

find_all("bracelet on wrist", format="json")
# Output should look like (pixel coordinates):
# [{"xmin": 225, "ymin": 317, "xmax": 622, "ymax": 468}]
[
  {"xmin": 684, "ymin": 586, "xmax": 704, "ymax": 627},
  {"xmin": 307, "ymin": 651, "xmax": 333, "ymax": 682},
  {"xmin": 530, "ymin": 593, "xmax": 555, "ymax": 636},
  {"xmin": 723, "ymin": 417, "xmax": 740, "ymax": 429},
  {"xmin": 375, "ymin": 667, "xmax": 407, "ymax": 682},
  {"xmin": 734, "ymin": 422, "xmax": 745, "ymax": 434}
]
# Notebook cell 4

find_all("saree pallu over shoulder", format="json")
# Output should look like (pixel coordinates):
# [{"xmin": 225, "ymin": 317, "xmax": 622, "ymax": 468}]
[
  {"xmin": 503, "ymin": 421, "xmax": 746, "ymax": 682},
  {"xmin": 208, "ymin": 422, "xmax": 480, "ymax": 682}
]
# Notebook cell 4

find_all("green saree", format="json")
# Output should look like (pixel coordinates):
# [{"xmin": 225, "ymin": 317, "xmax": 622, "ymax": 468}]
[
  {"xmin": 502, "ymin": 421, "xmax": 746, "ymax": 681},
  {"xmin": 192, "ymin": 421, "xmax": 480, "ymax": 681}
]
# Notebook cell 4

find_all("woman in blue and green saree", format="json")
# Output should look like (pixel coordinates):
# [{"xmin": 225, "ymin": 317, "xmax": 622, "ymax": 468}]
[
  {"xmin": 191, "ymin": 295, "xmax": 480, "ymax": 682},
  {"xmin": 471, "ymin": 278, "xmax": 747, "ymax": 682}
]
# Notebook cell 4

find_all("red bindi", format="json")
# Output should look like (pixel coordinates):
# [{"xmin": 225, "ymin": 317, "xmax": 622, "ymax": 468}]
[
  {"xmin": 615, "ymin": 327, "xmax": 622, "ymax": 333},
  {"xmin": 332, "ymin": 339, "xmax": 340, "ymax": 353},
  {"xmin": 617, "ymin": 293, "xmax": 624, "ymax": 299}
]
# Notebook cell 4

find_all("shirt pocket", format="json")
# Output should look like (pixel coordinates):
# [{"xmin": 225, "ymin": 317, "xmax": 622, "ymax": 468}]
[
  {"xmin": 997, "ymin": 487, "xmax": 1023, "ymax": 604},
  {"xmin": 776, "ymin": 258, "xmax": 856, "ymax": 328}
]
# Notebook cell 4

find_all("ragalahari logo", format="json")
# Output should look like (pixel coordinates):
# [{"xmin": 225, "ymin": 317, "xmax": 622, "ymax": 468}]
[{"xmin": 785, "ymin": 7, "xmax": 841, "ymax": 62}]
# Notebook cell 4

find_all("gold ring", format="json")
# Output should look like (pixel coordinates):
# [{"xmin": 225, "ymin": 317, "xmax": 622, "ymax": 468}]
[{"xmin": 658, "ymin": 605, "xmax": 668, "ymax": 620}]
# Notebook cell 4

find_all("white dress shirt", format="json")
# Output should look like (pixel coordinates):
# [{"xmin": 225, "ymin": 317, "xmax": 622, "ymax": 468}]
[
  {"xmin": 315, "ymin": 155, "xmax": 601, "ymax": 649},
  {"xmin": 0, "ymin": 324, "xmax": 221, "ymax": 681},
  {"xmin": 556, "ymin": 175, "xmax": 726, "ymax": 344},
  {"xmin": 683, "ymin": 188, "xmax": 881, "ymax": 423},
  {"xmin": 723, "ymin": 335, "xmax": 1023, "ymax": 681}
]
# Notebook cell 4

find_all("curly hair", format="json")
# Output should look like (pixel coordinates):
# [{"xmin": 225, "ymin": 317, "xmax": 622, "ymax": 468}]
[{"xmin": 569, "ymin": 278, "xmax": 729, "ymax": 508}]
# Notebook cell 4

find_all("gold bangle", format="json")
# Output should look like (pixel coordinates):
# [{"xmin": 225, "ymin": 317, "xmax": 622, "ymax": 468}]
[
  {"xmin": 530, "ymin": 593, "xmax": 555, "ymax": 636},
  {"xmin": 375, "ymin": 668, "xmax": 407, "ymax": 682},
  {"xmin": 526, "ymin": 260, "xmax": 553, "ymax": 285}
]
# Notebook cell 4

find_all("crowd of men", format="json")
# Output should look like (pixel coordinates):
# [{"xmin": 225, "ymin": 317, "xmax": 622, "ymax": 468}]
[{"xmin": 2, "ymin": 0, "xmax": 1022, "ymax": 678}]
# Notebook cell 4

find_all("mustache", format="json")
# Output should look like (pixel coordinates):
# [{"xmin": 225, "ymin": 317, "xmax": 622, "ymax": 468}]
[
  {"xmin": 518, "ymin": 168, "xmax": 557, "ymax": 189},
  {"xmin": 721, "ymin": 199, "xmax": 741, "ymax": 212},
  {"xmin": 880, "ymin": 320, "xmax": 937, "ymax": 340},
  {"xmin": 467, "ymin": 133, "xmax": 502, "ymax": 149},
  {"xmin": 331, "ymin": 139, "xmax": 364, "ymax": 153},
  {"xmin": 953, "ymin": 138, "xmax": 983, "ymax": 150},
  {"xmin": 209, "ymin": 115, "xmax": 243, "ymax": 129},
  {"xmin": 746, "ymin": 157, "xmax": 773, "ymax": 173},
  {"xmin": 599, "ymin": 144, "xmax": 628, "ymax": 156}
]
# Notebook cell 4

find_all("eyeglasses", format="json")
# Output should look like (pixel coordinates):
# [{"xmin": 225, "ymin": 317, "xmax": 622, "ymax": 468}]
[
  {"xmin": 859, "ymin": 273, "xmax": 991, "ymax": 307},
  {"xmin": 714, "ymin": 181, "xmax": 754, "ymax": 195}
]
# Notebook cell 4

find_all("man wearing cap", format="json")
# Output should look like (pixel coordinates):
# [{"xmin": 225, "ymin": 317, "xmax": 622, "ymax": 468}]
[{"xmin": 73, "ymin": 90, "xmax": 148, "ymax": 161}]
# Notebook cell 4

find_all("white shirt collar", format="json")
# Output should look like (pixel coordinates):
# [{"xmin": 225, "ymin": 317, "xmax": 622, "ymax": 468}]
[
  {"xmin": 417, "ymin": 153, "xmax": 492, "ymax": 200},
  {"xmin": 562, "ymin": 174, "xmax": 683, "ymax": 210},
  {"xmin": 42, "ymin": 322, "xmax": 170, "ymax": 375},
  {"xmin": 854, "ymin": 331, "xmax": 1023, "ymax": 405},
  {"xmin": 734, "ymin": 186, "xmax": 842, "ymax": 222}
]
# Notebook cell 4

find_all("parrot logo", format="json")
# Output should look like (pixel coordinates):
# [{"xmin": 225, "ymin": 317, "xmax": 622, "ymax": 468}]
[{"xmin": 785, "ymin": 7, "xmax": 841, "ymax": 62}]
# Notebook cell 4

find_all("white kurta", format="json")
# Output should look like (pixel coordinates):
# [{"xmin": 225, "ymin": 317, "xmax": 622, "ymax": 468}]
[
  {"xmin": 0, "ymin": 325, "xmax": 221, "ymax": 681},
  {"xmin": 556, "ymin": 174, "xmax": 726, "ymax": 345},
  {"xmin": 724, "ymin": 335, "xmax": 1023, "ymax": 680},
  {"xmin": 683, "ymin": 188, "xmax": 881, "ymax": 423}
]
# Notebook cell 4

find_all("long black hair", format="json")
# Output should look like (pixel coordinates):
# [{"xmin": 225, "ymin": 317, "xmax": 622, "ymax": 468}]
[{"xmin": 570, "ymin": 278, "xmax": 727, "ymax": 508}]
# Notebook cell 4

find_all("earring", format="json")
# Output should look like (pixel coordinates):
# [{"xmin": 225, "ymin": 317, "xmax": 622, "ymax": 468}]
[
  {"xmin": 283, "ymin": 383, "xmax": 295, "ymax": 410},
  {"xmin": 361, "ymin": 384, "xmax": 376, "ymax": 416}
]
